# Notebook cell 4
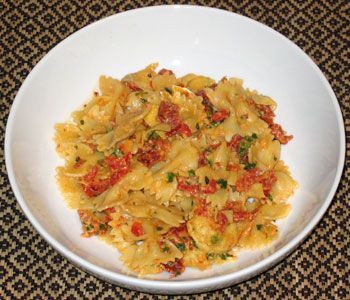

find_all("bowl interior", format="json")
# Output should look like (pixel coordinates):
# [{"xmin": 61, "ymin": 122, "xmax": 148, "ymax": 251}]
[{"xmin": 5, "ymin": 5, "xmax": 344, "ymax": 292}]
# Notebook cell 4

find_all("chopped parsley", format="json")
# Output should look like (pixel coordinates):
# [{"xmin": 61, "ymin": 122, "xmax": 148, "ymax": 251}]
[
  {"xmin": 206, "ymin": 159, "xmax": 213, "ymax": 166},
  {"xmin": 167, "ymin": 172, "xmax": 176, "ymax": 183},
  {"xmin": 238, "ymin": 134, "xmax": 257, "ymax": 158},
  {"xmin": 205, "ymin": 176, "xmax": 210, "ymax": 184},
  {"xmin": 211, "ymin": 235, "xmax": 220, "ymax": 244},
  {"xmin": 188, "ymin": 169, "xmax": 196, "ymax": 177},
  {"xmin": 112, "ymin": 148, "xmax": 124, "ymax": 157},
  {"xmin": 219, "ymin": 252, "xmax": 231, "ymax": 260},
  {"xmin": 268, "ymin": 194, "xmax": 273, "ymax": 201},
  {"xmin": 140, "ymin": 98, "xmax": 148, "ymax": 103},
  {"xmin": 99, "ymin": 224, "xmax": 106, "ymax": 230},
  {"xmin": 162, "ymin": 245, "xmax": 170, "ymax": 252},
  {"xmin": 273, "ymin": 156, "xmax": 278, "ymax": 161},
  {"xmin": 165, "ymin": 87, "xmax": 173, "ymax": 95},
  {"xmin": 156, "ymin": 226, "xmax": 163, "ymax": 231},
  {"xmin": 206, "ymin": 253, "xmax": 215, "ymax": 260},
  {"xmin": 244, "ymin": 162, "xmax": 257, "ymax": 170},
  {"xmin": 80, "ymin": 119, "xmax": 84, "ymax": 125},
  {"xmin": 216, "ymin": 179, "xmax": 227, "ymax": 189},
  {"xmin": 175, "ymin": 243, "xmax": 186, "ymax": 252},
  {"xmin": 148, "ymin": 130, "xmax": 160, "ymax": 140},
  {"xmin": 256, "ymin": 224, "xmax": 263, "ymax": 231},
  {"xmin": 85, "ymin": 225, "xmax": 92, "ymax": 231}
]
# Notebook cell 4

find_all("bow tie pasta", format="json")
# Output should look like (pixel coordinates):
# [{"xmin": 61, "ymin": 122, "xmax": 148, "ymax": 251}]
[{"xmin": 55, "ymin": 64, "xmax": 297, "ymax": 277}]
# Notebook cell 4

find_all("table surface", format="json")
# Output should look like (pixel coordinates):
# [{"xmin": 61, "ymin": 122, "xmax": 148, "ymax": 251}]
[{"xmin": 1, "ymin": 0, "xmax": 349, "ymax": 299}]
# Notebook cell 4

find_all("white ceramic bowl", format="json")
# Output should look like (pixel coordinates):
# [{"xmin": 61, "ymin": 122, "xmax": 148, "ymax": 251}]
[{"xmin": 5, "ymin": 5, "xmax": 345, "ymax": 294}]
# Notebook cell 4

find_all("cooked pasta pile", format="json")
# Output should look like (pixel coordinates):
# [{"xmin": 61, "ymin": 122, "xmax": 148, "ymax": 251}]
[{"xmin": 55, "ymin": 64, "xmax": 297, "ymax": 276}]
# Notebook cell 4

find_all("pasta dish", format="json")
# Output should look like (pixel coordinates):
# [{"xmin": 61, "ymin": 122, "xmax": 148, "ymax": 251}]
[{"xmin": 55, "ymin": 64, "xmax": 297, "ymax": 276}]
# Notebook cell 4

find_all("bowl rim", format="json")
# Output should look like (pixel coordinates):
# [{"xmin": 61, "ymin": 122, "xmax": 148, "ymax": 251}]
[{"xmin": 4, "ymin": 4, "xmax": 346, "ymax": 294}]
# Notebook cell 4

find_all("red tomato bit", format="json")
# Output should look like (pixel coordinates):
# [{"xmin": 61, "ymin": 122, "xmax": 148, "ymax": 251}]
[
  {"xmin": 137, "ymin": 138, "xmax": 171, "ymax": 167},
  {"xmin": 270, "ymin": 124, "xmax": 293, "ymax": 145},
  {"xmin": 201, "ymin": 179, "xmax": 218, "ymax": 194},
  {"xmin": 166, "ymin": 122, "xmax": 192, "ymax": 137},
  {"xmin": 162, "ymin": 258, "xmax": 185, "ymax": 276},
  {"xmin": 131, "ymin": 221, "xmax": 144, "ymax": 236},
  {"xmin": 235, "ymin": 168, "xmax": 261, "ymax": 192},
  {"xmin": 125, "ymin": 81, "xmax": 142, "ymax": 91},
  {"xmin": 256, "ymin": 104, "xmax": 275, "ymax": 126},
  {"xmin": 177, "ymin": 179, "xmax": 200, "ymax": 196},
  {"xmin": 211, "ymin": 109, "xmax": 229, "ymax": 122},
  {"xmin": 158, "ymin": 68, "xmax": 174, "ymax": 75},
  {"xmin": 228, "ymin": 134, "xmax": 243, "ymax": 152},
  {"xmin": 259, "ymin": 170, "xmax": 277, "ymax": 196},
  {"xmin": 194, "ymin": 198, "xmax": 208, "ymax": 217},
  {"xmin": 158, "ymin": 101, "xmax": 181, "ymax": 127},
  {"xmin": 216, "ymin": 211, "xmax": 228, "ymax": 233}
]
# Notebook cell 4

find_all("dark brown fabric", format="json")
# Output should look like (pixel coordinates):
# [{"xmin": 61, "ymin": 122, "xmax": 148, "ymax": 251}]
[{"xmin": 1, "ymin": 0, "xmax": 349, "ymax": 299}]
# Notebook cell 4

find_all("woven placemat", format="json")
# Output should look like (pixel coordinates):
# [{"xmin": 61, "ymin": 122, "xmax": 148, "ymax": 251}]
[{"xmin": 1, "ymin": 1, "xmax": 349, "ymax": 299}]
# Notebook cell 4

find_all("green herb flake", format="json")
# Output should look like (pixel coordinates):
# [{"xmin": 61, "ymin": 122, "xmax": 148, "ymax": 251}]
[
  {"xmin": 206, "ymin": 253, "xmax": 215, "ymax": 260},
  {"xmin": 156, "ymin": 226, "xmax": 163, "ymax": 231},
  {"xmin": 175, "ymin": 243, "xmax": 186, "ymax": 252},
  {"xmin": 273, "ymin": 156, "xmax": 278, "ymax": 161},
  {"xmin": 211, "ymin": 235, "xmax": 220, "ymax": 245},
  {"xmin": 252, "ymin": 133, "xmax": 258, "ymax": 139},
  {"xmin": 112, "ymin": 148, "xmax": 124, "ymax": 158},
  {"xmin": 268, "ymin": 195, "xmax": 273, "ymax": 201},
  {"xmin": 206, "ymin": 159, "xmax": 213, "ymax": 166},
  {"xmin": 162, "ymin": 246, "xmax": 170, "ymax": 253},
  {"xmin": 165, "ymin": 87, "xmax": 173, "ymax": 95},
  {"xmin": 244, "ymin": 162, "xmax": 257, "ymax": 170},
  {"xmin": 148, "ymin": 130, "xmax": 160, "ymax": 140},
  {"xmin": 167, "ymin": 172, "xmax": 176, "ymax": 183},
  {"xmin": 217, "ymin": 179, "xmax": 227, "ymax": 189},
  {"xmin": 99, "ymin": 224, "xmax": 106, "ymax": 230},
  {"xmin": 140, "ymin": 98, "xmax": 148, "ymax": 103},
  {"xmin": 205, "ymin": 176, "xmax": 210, "ymax": 185},
  {"xmin": 188, "ymin": 169, "xmax": 196, "ymax": 177},
  {"xmin": 219, "ymin": 253, "xmax": 228, "ymax": 260},
  {"xmin": 85, "ymin": 225, "xmax": 92, "ymax": 231},
  {"xmin": 80, "ymin": 119, "xmax": 85, "ymax": 125},
  {"xmin": 256, "ymin": 224, "xmax": 263, "ymax": 231}
]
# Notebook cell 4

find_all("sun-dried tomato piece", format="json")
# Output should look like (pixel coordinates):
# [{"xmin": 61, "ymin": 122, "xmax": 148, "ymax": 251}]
[
  {"xmin": 216, "ymin": 211, "xmax": 228, "ymax": 233},
  {"xmin": 256, "ymin": 104, "xmax": 275, "ymax": 125},
  {"xmin": 177, "ymin": 179, "xmax": 200, "ymax": 196},
  {"xmin": 201, "ymin": 179, "xmax": 218, "ymax": 194},
  {"xmin": 83, "ymin": 166, "xmax": 98, "ymax": 182},
  {"xmin": 235, "ymin": 168, "xmax": 261, "ymax": 192},
  {"xmin": 158, "ymin": 101, "xmax": 181, "ymax": 127},
  {"xmin": 166, "ymin": 122, "xmax": 192, "ymax": 137},
  {"xmin": 131, "ymin": 221, "xmax": 144, "ymax": 236},
  {"xmin": 194, "ymin": 198, "xmax": 208, "ymax": 216},
  {"xmin": 211, "ymin": 109, "xmax": 229, "ymax": 122},
  {"xmin": 259, "ymin": 170, "xmax": 277, "ymax": 196},
  {"xmin": 162, "ymin": 258, "xmax": 185, "ymax": 276},
  {"xmin": 228, "ymin": 134, "xmax": 243, "ymax": 152},
  {"xmin": 106, "ymin": 152, "xmax": 132, "ymax": 171},
  {"xmin": 232, "ymin": 211, "xmax": 254, "ymax": 222},
  {"xmin": 137, "ymin": 138, "xmax": 171, "ymax": 167},
  {"xmin": 158, "ymin": 68, "xmax": 174, "ymax": 75},
  {"xmin": 270, "ymin": 123, "xmax": 293, "ymax": 144},
  {"xmin": 125, "ymin": 81, "xmax": 142, "ymax": 91}
]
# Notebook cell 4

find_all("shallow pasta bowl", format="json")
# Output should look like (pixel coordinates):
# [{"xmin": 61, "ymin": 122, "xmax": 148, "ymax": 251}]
[{"xmin": 5, "ymin": 5, "xmax": 345, "ymax": 294}]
